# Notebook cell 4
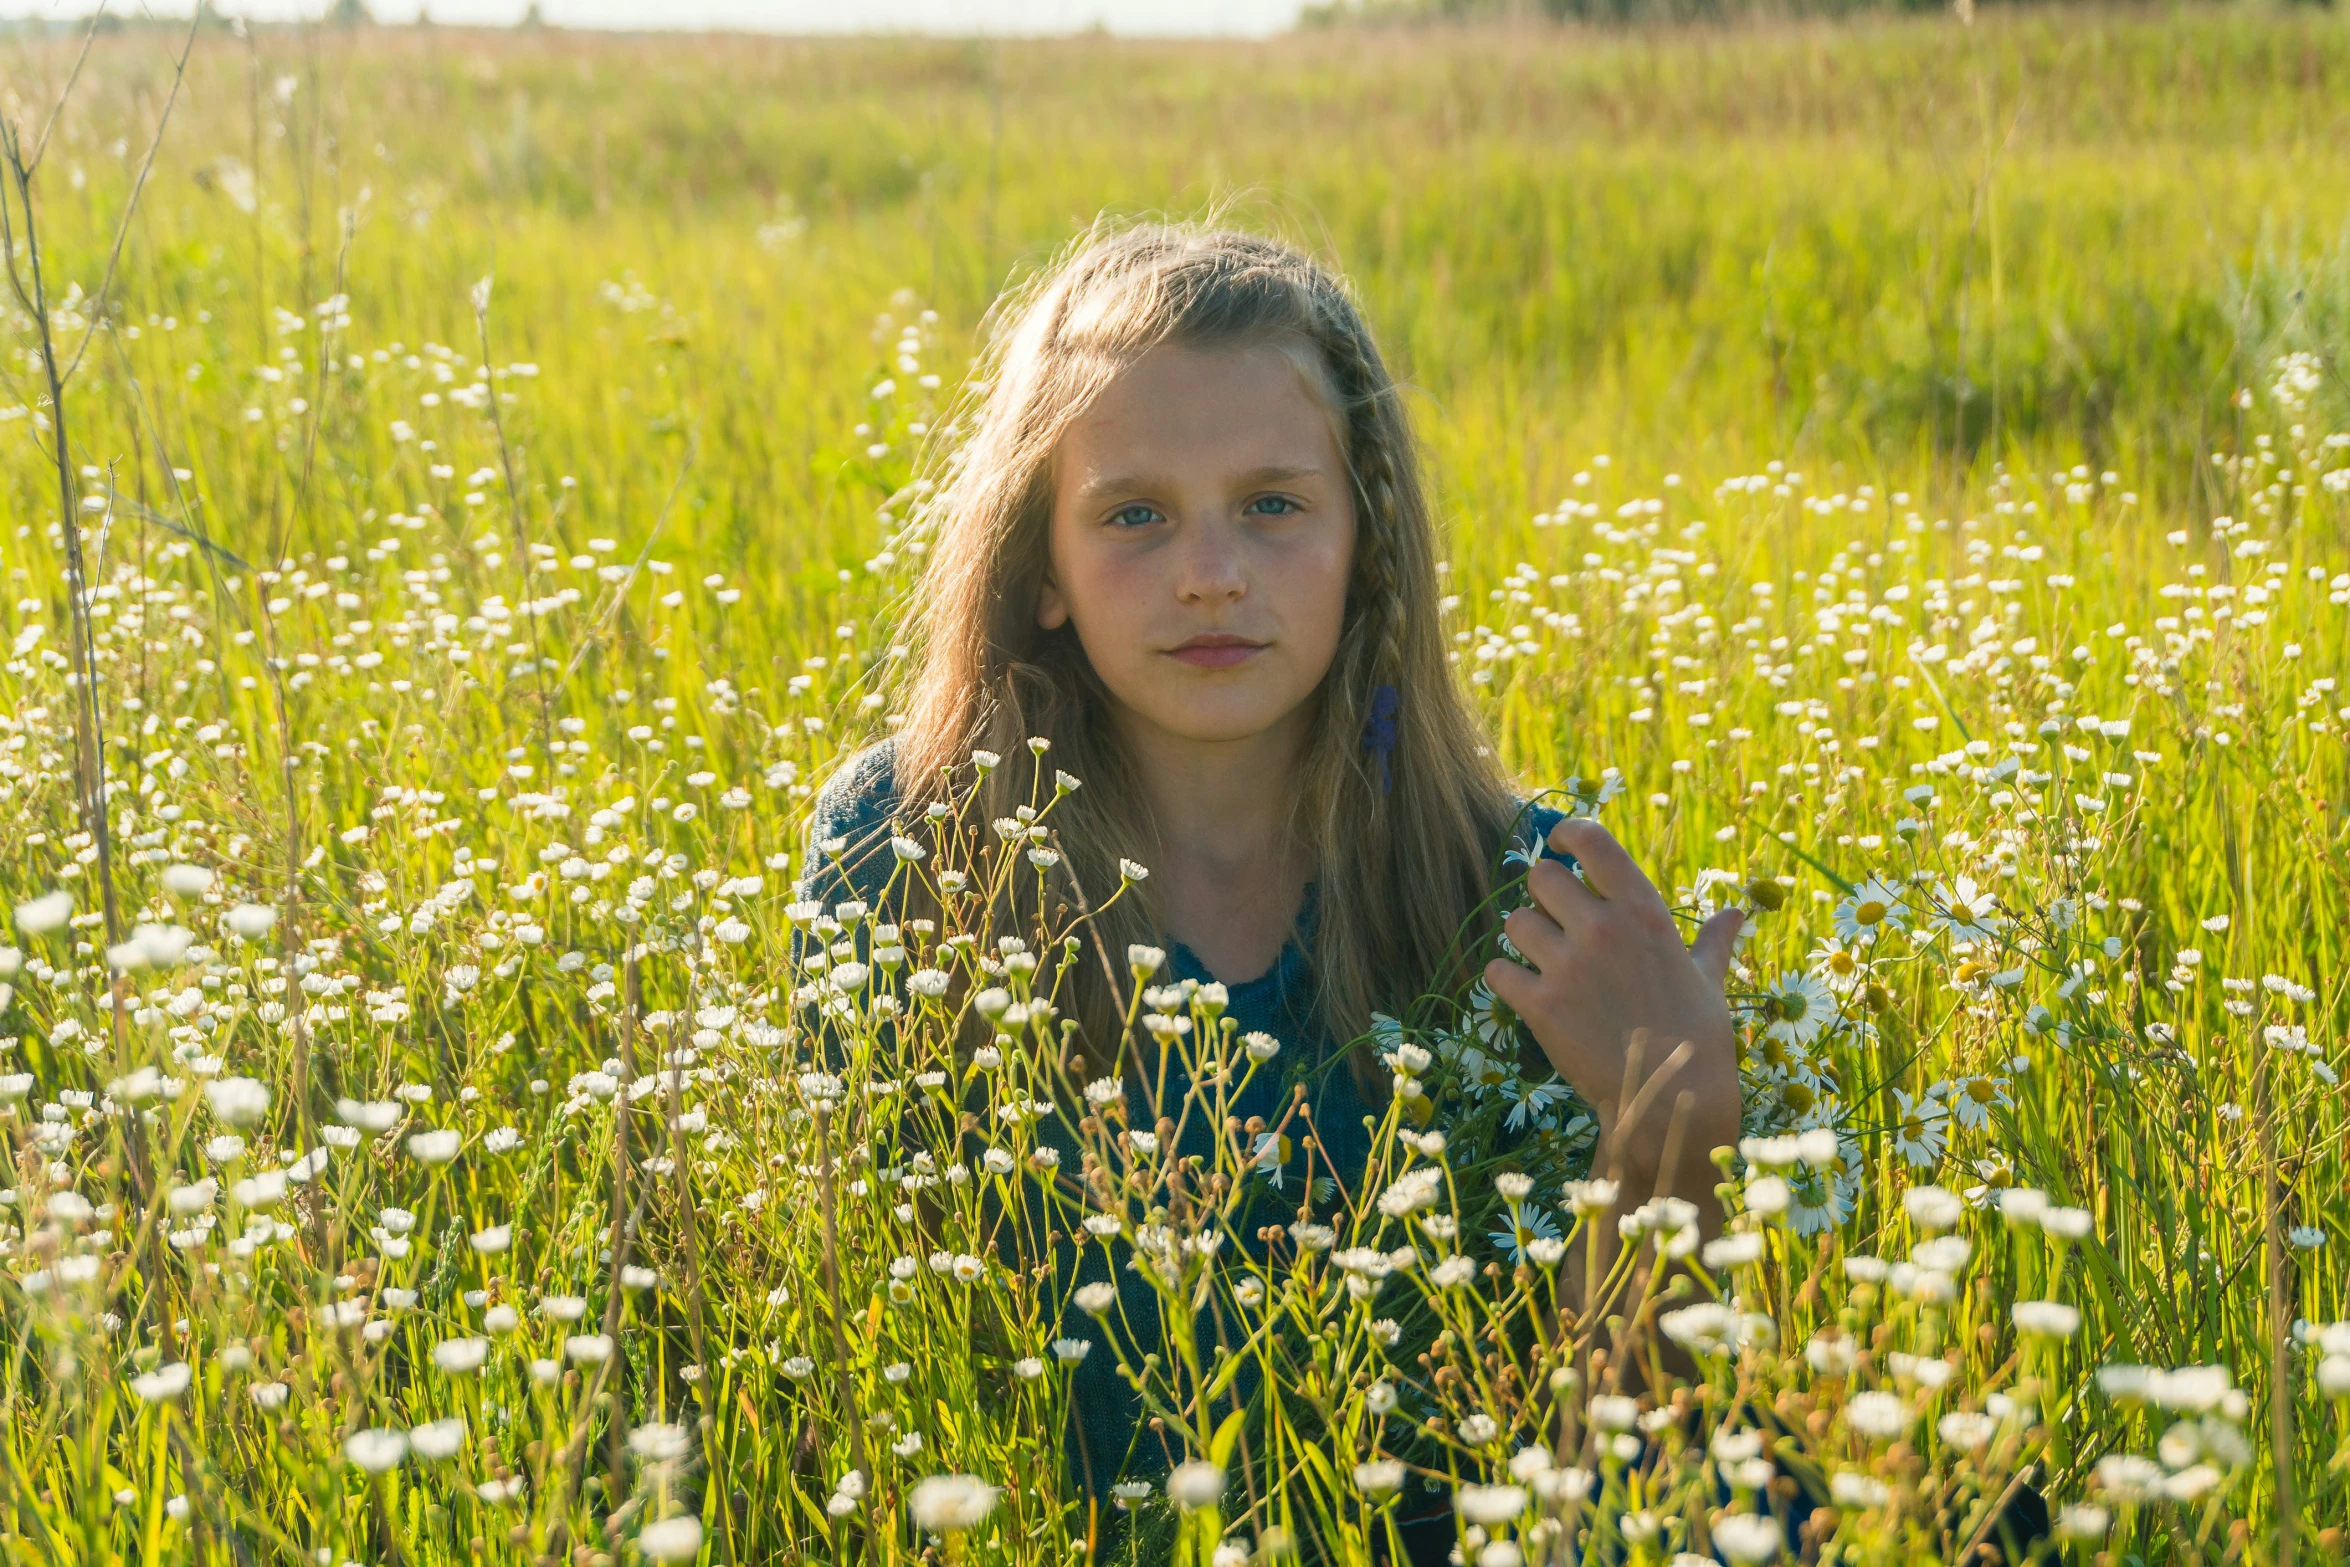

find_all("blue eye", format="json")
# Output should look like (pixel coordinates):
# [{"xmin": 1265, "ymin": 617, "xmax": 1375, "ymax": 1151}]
[
  {"xmin": 1248, "ymin": 495, "xmax": 1301, "ymax": 516},
  {"xmin": 1108, "ymin": 504, "xmax": 1160, "ymax": 529}
]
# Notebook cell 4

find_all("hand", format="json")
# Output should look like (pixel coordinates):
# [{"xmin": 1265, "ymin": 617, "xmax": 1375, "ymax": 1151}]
[{"xmin": 1483, "ymin": 819, "xmax": 1744, "ymax": 1186}]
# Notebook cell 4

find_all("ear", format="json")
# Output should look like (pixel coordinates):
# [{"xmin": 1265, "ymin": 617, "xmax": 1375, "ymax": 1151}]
[{"xmin": 1035, "ymin": 573, "xmax": 1069, "ymax": 632}]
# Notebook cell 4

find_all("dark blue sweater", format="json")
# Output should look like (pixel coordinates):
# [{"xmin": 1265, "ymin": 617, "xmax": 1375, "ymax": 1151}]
[{"xmin": 794, "ymin": 738, "xmax": 1569, "ymax": 1502}]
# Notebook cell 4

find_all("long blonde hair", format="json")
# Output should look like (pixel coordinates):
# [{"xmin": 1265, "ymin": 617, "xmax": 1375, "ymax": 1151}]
[{"xmin": 891, "ymin": 216, "xmax": 1521, "ymax": 1082}]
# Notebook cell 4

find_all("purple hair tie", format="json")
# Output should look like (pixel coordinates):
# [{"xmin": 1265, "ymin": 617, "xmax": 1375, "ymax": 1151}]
[{"xmin": 1362, "ymin": 684, "xmax": 1399, "ymax": 795}]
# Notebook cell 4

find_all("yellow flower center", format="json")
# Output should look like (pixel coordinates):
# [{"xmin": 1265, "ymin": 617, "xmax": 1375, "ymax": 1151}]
[{"xmin": 1855, "ymin": 899, "xmax": 1888, "ymax": 926}]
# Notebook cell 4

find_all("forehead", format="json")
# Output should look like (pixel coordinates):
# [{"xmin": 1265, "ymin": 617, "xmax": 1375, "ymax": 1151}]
[{"xmin": 1058, "ymin": 340, "xmax": 1343, "ymax": 482}]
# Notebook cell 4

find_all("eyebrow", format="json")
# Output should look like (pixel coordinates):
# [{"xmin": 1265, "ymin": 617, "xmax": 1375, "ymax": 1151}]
[{"xmin": 1073, "ymin": 463, "xmax": 1330, "ymax": 506}]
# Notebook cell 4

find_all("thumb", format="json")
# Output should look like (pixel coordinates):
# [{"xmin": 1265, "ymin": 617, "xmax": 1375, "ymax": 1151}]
[{"xmin": 1691, "ymin": 906, "xmax": 1744, "ymax": 989}]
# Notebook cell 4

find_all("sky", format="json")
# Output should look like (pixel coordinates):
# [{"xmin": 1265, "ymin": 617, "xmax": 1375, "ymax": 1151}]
[{"xmin": 0, "ymin": 0, "xmax": 1312, "ymax": 36}]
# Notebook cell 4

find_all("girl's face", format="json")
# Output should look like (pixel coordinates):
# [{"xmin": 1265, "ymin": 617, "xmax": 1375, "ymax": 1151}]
[{"xmin": 1039, "ymin": 340, "xmax": 1357, "ymax": 752}]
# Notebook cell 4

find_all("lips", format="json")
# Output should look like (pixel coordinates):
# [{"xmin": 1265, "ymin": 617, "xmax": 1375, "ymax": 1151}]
[{"xmin": 1167, "ymin": 633, "xmax": 1266, "ymax": 670}]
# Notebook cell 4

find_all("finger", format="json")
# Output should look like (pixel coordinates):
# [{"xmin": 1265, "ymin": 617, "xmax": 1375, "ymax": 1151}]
[
  {"xmin": 1691, "ymin": 906, "xmax": 1744, "ymax": 990},
  {"xmin": 1483, "ymin": 953, "xmax": 1541, "ymax": 1022},
  {"xmin": 1502, "ymin": 901, "xmax": 1572, "ymax": 970},
  {"xmin": 1543, "ymin": 818, "xmax": 1661, "ymax": 908},
  {"xmin": 1522, "ymin": 856, "xmax": 1600, "ymax": 929}
]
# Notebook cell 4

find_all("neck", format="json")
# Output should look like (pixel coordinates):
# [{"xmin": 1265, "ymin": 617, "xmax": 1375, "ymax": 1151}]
[{"xmin": 1111, "ymin": 703, "xmax": 1312, "ymax": 887}]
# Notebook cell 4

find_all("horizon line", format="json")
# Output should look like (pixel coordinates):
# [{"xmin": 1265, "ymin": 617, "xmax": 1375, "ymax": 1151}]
[{"xmin": 0, "ymin": 0, "xmax": 1318, "ymax": 39}]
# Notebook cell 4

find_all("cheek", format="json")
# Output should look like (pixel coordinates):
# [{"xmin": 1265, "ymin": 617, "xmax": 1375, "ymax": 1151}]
[
  {"xmin": 1298, "ymin": 530, "xmax": 1355, "ymax": 643},
  {"xmin": 1060, "ymin": 547, "xmax": 1157, "ymax": 651}
]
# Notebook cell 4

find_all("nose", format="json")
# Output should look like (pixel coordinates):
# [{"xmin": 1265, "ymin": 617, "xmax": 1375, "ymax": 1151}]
[{"xmin": 1173, "ymin": 515, "xmax": 1246, "ymax": 606}]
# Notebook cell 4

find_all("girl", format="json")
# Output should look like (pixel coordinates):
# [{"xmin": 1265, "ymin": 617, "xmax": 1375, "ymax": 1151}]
[{"xmin": 799, "ymin": 220, "xmax": 1744, "ymax": 1555}]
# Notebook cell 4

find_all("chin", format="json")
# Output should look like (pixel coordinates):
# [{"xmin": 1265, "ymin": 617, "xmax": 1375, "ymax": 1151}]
[{"xmin": 1132, "ymin": 694, "xmax": 1301, "ymax": 746}]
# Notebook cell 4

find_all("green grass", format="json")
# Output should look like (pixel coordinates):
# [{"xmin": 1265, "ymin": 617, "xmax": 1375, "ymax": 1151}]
[
  {"xmin": 0, "ymin": 6, "xmax": 2347, "ymax": 1564},
  {"xmin": 14, "ymin": 6, "xmax": 2350, "ymax": 540}
]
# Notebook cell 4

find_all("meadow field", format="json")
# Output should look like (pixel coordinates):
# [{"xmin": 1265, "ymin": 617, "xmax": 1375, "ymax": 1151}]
[{"xmin": 1, "ymin": 5, "xmax": 2348, "ymax": 1563}]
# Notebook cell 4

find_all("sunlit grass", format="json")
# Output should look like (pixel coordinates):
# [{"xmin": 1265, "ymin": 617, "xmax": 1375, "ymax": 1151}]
[{"xmin": 0, "ymin": 8, "xmax": 2346, "ymax": 1564}]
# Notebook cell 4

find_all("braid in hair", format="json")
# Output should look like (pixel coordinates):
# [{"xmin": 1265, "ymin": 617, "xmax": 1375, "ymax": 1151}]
[{"xmin": 1346, "ymin": 365, "xmax": 1412, "ymax": 803}]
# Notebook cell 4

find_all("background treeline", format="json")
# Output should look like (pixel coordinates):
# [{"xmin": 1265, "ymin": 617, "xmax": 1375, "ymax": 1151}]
[
  {"xmin": 6, "ymin": 6, "xmax": 2350, "ymax": 552},
  {"xmin": 1305, "ymin": 0, "xmax": 2335, "ymax": 25}
]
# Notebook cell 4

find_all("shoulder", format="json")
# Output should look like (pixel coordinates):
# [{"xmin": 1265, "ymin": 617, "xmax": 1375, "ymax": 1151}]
[
  {"xmin": 798, "ymin": 739, "xmax": 905, "ymax": 909},
  {"xmin": 807, "ymin": 738, "xmax": 902, "ymax": 843}
]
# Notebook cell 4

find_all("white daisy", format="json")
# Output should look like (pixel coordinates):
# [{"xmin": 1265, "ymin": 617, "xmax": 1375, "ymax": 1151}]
[
  {"xmin": 1503, "ymin": 1076, "xmax": 1566, "ymax": 1134},
  {"xmin": 1786, "ymin": 1160, "xmax": 1861, "ymax": 1236},
  {"xmin": 1890, "ymin": 1087, "xmax": 1951, "ymax": 1169},
  {"xmin": 1945, "ymin": 1074, "xmax": 2012, "ymax": 1132},
  {"xmin": 1487, "ymin": 1204, "xmax": 1563, "ymax": 1263},
  {"xmin": 1784, "ymin": 1113, "xmax": 1863, "ymax": 1237},
  {"xmin": 1806, "ymin": 939, "xmax": 1869, "ymax": 996},
  {"xmin": 1928, "ymin": 876, "xmax": 2004, "ymax": 944},
  {"xmin": 1761, "ymin": 973, "xmax": 1836, "ymax": 1049},
  {"xmin": 1679, "ymin": 867, "xmax": 1747, "ymax": 920},
  {"xmin": 1459, "ymin": 980, "xmax": 1519, "ymax": 1051},
  {"xmin": 1248, "ymin": 1131, "xmax": 1292, "ymax": 1191},
  {"xmin": 1832, "ymin": 876, "xmax": 1908, "ymax": 944},
  {"xmin": 1553, "ymin": 772, "xmax": 1624, "ymax": 821},
  {"xmin": 1467, "ymin": 1048, "xmax": 1516, "ymax": 1101}
]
